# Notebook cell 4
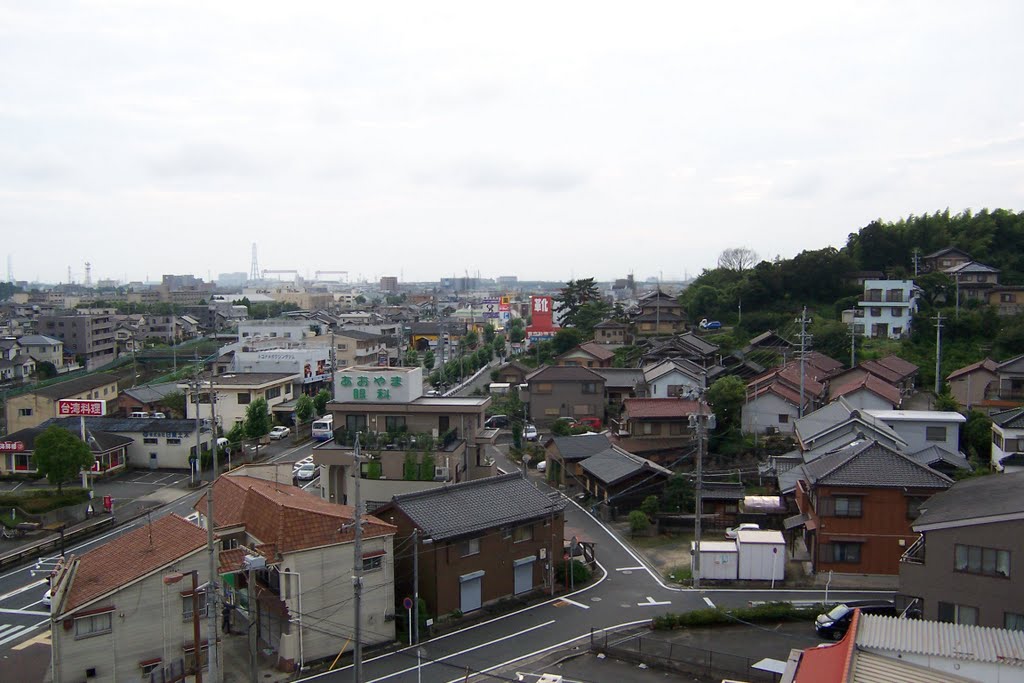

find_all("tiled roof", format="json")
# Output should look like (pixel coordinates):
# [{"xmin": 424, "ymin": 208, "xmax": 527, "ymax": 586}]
[
  {"xmin": 800, "ymin": 440, "xmax": 953, "ymax": 489},
  {"xmin": 33, "ymin": 373, "xmax": 117, "ymax": 399},
  {"xmin": 525, "ymin": 365, "xmax": 605, "ymax": 382},
  {"xmin": 197, "ymin": 474, "xmax": 395, "ymax": 555},
  {"xmin": 872, "ymin": 354, "xmax": 919, "ymax": 378},
  {"xmin": 943, "ymin": 260, "xmax": 1000, "ymax": 274},
  {"xmin": 804, "ymin": 352, "xmax": 844, "ymax": 376},
  {"xmin": 907, "ymin": 445, "xmax": 971, "ymax": 471},
  {"xmin": 14, "ymin": 334, "xmax": 62, "ymax": 346},
  {"xmin": 829, "ymin": 373, "xmax": 901, "ymax": 407},
  {"xmin": 576, "ymin": 342, "xmax": 615, "ymax": 361},
  {"xmin": 791, "ymin": 612, "xmax": 859, "ymax": 683},
  {"xmin": 46, "ymin": 416, "xmax": 200, "ymax": 434},
  {"xmin": 702, "ymin": 483, "xmax": 745, "ymax": 501},
  {"xmin": 60, "ymin": 514, "xmax": 207, "ymax": 614},
  {"xmin": 121, "ymin": 381, "xmax": 183, "ymax": 404},
  {"xmin": 746, "ymin": 381, "xmax": 807, "ymax": 408},
  {"xmin": 591, "ymin": 368, "xmax": 644, "ymax": 388},
  {"xmin": 748, "ymin": 363, "xmax": 826, "ymax": 395},
  {"xmin": 856, "ymin": 613, "xmax": 1024, "ymax": 665},
  {"xmin": 947, "ymin": 357, "xmax": 998, "ymax": 381},
  {"xmin": 992, "ymin": 406, "xmax": 1024, "ymax": 429},
  {"xmin": 2, "ymin": 425, "xmax": 132, "ymax": 453},
  {"xmin": 643, "ymin": 358, "xmax": 706, "ymax": 383},
  {"xmin": 580, "ymin": 446, "xmax": 672, "ymax": 486},
  {"xmin": 914, "ymin": 471, "xmax": 1024, "ymax": 528},
  {"xmin": 924, "ymin": 246, "xmax": 971, "ymax": 259},
  {"xmin": 623, "ymin": 398, "xmax": 704, "ymax": 419},
  {"xmin": 858, "ymin": 359, "xmax": 906, "ymax": 384},
  {"xmin": 549, "ymin": 433, "xmax": 613, "ymax": 461},
  {"xmin": 386, "ymin": 473, "xmax": 563, "ymax": 541}
]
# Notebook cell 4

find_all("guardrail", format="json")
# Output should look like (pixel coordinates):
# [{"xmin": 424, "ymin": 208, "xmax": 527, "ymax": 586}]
[{"xmin": 0, "ymin": 516, "xmax": 115, "ymax": 571}]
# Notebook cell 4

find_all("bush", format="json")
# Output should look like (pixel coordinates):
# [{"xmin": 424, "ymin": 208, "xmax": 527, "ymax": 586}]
[
  {"xmin": 651, "ymin": 602, "xmax": 827, "ymax": 631},
  {"xmin": 628, "ymin": 510, "xmax": 650, "ymax": 535},
  {"xmin": 551, "ymin": 420, "xmax": 572, "ymax": 437},
  {"xmin": 556, "ymin": 559, "xmax": 592, "ymax": 586},
  {"xmin": 0, "ymin": 488, "xmax": 92, "ymax": 514}
]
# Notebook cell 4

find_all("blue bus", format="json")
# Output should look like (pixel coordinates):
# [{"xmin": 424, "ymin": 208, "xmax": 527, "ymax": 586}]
[{"xmin": 311, "ymin": 415, "xmax": 334, "ymax": 442}]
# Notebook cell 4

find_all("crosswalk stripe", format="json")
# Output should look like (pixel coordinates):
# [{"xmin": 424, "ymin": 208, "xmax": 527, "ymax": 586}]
[
  {"xmin": 0, "ymin": 624, "xmax": 23, "ymax": 638},
  {"xmin": 0, "ymin": 624, "xmax": 34, "ymax": 647}
]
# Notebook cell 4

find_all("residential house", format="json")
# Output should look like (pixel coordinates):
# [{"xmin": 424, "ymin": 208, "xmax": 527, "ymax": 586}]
[
  {"xmin": 0, "ymin": 338, "xmax": 34, "ymax": 381},
  {"xmin": 524, "ymin": 365, "xmax": 605, "ymax": 426},
  {"xmin": 197, "ymin": 472, "xmax": 397, "ymax": 670},
  {"xmin": 317, "ymin": 366, "xmax": 495, "ymax": 506},
  {"xmin": 592, "ymin": 319, "xmax": 628, "ymax": 345},
  {"xmin": 642, "ymin": 358, "xmax": 706, "ymax": 399},
  {"xmin": 45, "ymin": 416, "xmax": 214, "ymax": 471},
  {"xmin": 904, "ymin": 445, "xmax": 971, "ymax": 476},
  {"xmin": 991, "ymin": 407, "xmax": 1024, "ymax": 472},
  {"xmin": 923, "ymin": 246, "xmax": 972, "ymax": 272},
  {"xmin": 863, "ymin": 409, "xmax": 966, "ymax": 455},
  {"xmin": 699, "ymin": 482, "xmax": 746, "ymax": 525},
  {"xmin": 14, "ymin": 333, "xmax": 64, "ymax": 369},
  {"xmin": 793, "ymin": 439, "xmax": 952, "ymax": 576},
  {"xmin": 579, "ymin": 444, "xmax": 673, "ymax": 509},
  {"xmin": 543, "ymin": 433, "xmax": 613, "ymax": 490},
  {"xmin": 996, "ymin": 354, "xmax": 1024, "ymax": 402},
  {"xmin": 616, "ymin": 398, "xmax": 702, "ymax": 461},
  {"xmin": 593, "ymin": 367, "xmax": 646, "ymax": 412},
  {"xmin": 180, "ymin": 372, "xmax": 299, "ymax": 429},
  {"xmin": 333, "ymin": 328, "xmax": 389, "ymax": 368},
  {"xmin": 493, "ymin": 360, "xmax": 532, "ymax": 386},
  {"xmin": 828, "ymin": 373, "xmax": 901, "ymax": 410},
  {"xmin": 4, "ymin": 373, "xmax": 119, "ymax": 432},
  {"xmin": 945, "ymin": 260, "xmax": 1000, "ymax": 304},
  {"xmin": 842, "ymin": 269, "xmax": 885, "ymax": 287},
  {"xmin": 742, "ymin": 330, "xmax": 793, "ymax": 358},
  {"xmin": 987, "ymin": 285, "xmax": 1024, "ymax": 316},
  {"xmin": 741, "ymin": 362, "xmax": 828, "ymax": 435},
  {"xmin": 633, "ymin": 290, "xmax": 686, "ymax": 337},
  {"xmin": 117, "ymin": 381, "xmax": 184, "ymax": 418},
  {"xmin": 946, "ymin": 358, "xmax": 999, "ymax": 409},
  {"xmin": 899, "ymin": 473, "xmax": 1024, "ymax": 629},
  {"xmin": 639, "ymin": 332, "xmax": 719, "ymax": 368},
  {"xmin": 0, "ymin": 423, "xmax": 129, "ymax": 478},
  {"xmin": 37, "ymin": 312, "xmax": 117, "ymax": 370},
  {"xmin": 375, "ymin": 473, "xmax": 565, "ymax": 617},
  {"xmin": 793, "ymin": 398, "xmax": 908, "ymax": 460},
  {"xmin": 855, "ymin": 355, "xmax": 919, "ymax": 396},
  {"xmin": 780, "ymin": 612, "xmax": 1024, "ymax": 683},
  {"xmin": 857, "ymin": 279, "xmax": 920, "ymax": 339},
  {"xmin": 49, "ymin": 514, "xmax": 215, "ymax": 683},
  {"xmin": 554, "ymin": 342, "xmax": 615, "ymax": 369}
]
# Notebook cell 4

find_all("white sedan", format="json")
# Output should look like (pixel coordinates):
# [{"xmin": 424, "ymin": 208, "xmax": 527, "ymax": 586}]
[
  {"xmin": 295, "ymin": 463, "xmax": 318, "ymax": 481},
  {"xmin": 725, "ymin": 523, "xmax": 761, "ymax": 539},
  {"xmin": 269, "ymin": 426, "xmax": 291, "ymax": 440},
  {"xmin": 524, "ymin": 424, "xmax": 539, "ymax": 442}
]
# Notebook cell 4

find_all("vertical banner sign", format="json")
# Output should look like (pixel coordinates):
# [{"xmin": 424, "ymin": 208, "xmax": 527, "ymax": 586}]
[{"xmin": 530, "ymin": 296, "xmax": 553, "ymax": 329}]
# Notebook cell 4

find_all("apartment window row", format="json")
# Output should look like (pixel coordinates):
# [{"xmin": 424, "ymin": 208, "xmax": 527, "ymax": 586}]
[
  {"xmin": 954, "ymin": 544, "xmax": 1010, "ymax": 578},
  {"xmin": 265, "ymin": 387, "xmax": 282, "ymax": 400},
  {"xmin": 820, "ymin": 495, "xmax": 863, "ymax": 518}
]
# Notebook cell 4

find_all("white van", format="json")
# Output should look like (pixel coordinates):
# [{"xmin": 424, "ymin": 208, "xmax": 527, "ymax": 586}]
[{"xmin": 129, "ymin": 411, "xmax": 149, "ymax": 419}]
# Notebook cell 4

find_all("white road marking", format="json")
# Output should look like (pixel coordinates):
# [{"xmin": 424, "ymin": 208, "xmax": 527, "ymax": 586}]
[
  {"xmin": 0, "ymin": 579, "xmax": 46, "ymax": 602},
  {"xmin": 637, "ymin": 596, "xmax": 672, "ymax": 607},
  {"xmin": 704, "ymin": 597, "xmax": 716, "ymax": 608},
  {"xmin": 559, "ymin": 597, "xmax": 590, "ymax": 610},
  {"xmin": 616, "ymin": 566, "xmax": 644, "ymax": 572},
  {"xmin": 0, "ymin": 607, "xmax": 50, "ymax": 616}
]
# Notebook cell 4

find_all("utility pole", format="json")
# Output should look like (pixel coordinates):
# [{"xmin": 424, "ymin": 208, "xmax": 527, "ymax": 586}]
[
  {"xmin": 412, "ymin": 528, "xmax": 419, "ymax": 646},
  {"xmin": 954, "ymin": 273, "xmax": 961, "ymax": 320},
  {"xmin": 206, "ymin": 377, "xmax": 220, "ymax": 683},
  {"xmin": 352, "ymin": 434, "xmax": 364, "ymax": 683},
  {"xmin": 912, "ymin": 248, "xmax": 921, "ymax": 276},
  {"xmin": 849, "ymin": 322, "xmax": 857, "ymax": 369},
  {"xmin": 191, "ymin": 376, "xmax": 201, "ymax": 488},
  {"xmin": 248, "ymin": 563, "xmax": 257, "ymax": 683},
  {"xmin": 933, "ymin": 313, "xmax": 944, "ymax": 395},
  {"xmin": 691, "ymin": 401, "xmax": 713, "ymax": 589},
  {"xmin": 795, "ymin": 307, "xmax": 812, "ymax": 418}
]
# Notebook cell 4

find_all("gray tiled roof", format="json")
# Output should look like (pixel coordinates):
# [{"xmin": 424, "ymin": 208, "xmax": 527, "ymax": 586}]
[
  {"xmin": 591, "ymin": 368, "xmax": 644, "ymax": 388},
  {"xmin": 549, "ymin": 433, "xmax": 613, "ymax": 461},
  {"xmin": 45, "ymin": 416, "xmax": 201, "ymax": 434},
  {"xmin": 2, "ymin": 425, "xmax": 132, "ymax": 453},
  {"xmin": 121, "ymin": 382, "xmax": 182, "ymax": 404},
  {"xmin": 914, "ymin": 471, "xmax": 1024, "ymax": 528},
  {"xmin": 907, "ymin": 445, "xmax": 971, "ymax": 471},
  {"xmin": 801, "ymin": 440, "xmax": 953, "ymax": 489},
  {"xmin": 580, "ymin": 446, "xmax": 672, "ymax": 486},
  {"xmin": 389, "ymin": 473, "xmax": 562, "ymax": 541},
  {"xmin": 702, "ymin": 483, "xmax": 745, "ymax": 501},
  {"xmin": 992, "ymin": 406, "xmax": 1024, "ymax": 429},
  {"xmin": 33, "ymin": 373, "xmax": 117, "ymax": 399},
  {"xmin": 525, "ymin": 365, "xmax": 605, "ymax": 383}
]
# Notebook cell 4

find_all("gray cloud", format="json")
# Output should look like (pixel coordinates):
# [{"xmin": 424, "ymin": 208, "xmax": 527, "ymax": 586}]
[
  {"xmin": 147, "ymin": 143, "xmax": 262, "ymax": 179},
  {"xmin": 421, "ymin": 160, "xmax": 587, "ymax": 193}
]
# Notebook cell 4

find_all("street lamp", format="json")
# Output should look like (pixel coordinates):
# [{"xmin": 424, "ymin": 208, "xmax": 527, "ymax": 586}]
[{"xmin": 164, "ymin": 570, "xmax": 204, "ymax": 683}]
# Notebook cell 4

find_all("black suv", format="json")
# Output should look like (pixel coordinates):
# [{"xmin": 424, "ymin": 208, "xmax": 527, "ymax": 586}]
[
  {"xmin": 484, "ymin": 415, "xmax": 510, "ymax": 429},
  {"xmin": 814, "ymin": 600, "xmax": 897, "ymax": 640}
]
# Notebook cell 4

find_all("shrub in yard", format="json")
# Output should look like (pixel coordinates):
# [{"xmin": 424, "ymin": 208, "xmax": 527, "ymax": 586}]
[
  {"xmin": 651, "ymin": 602, "xmax": 825, "ymax": 631},
  {"xmin": 556, "ymin": 559, "xmax": 592, "ymax": 586},
  {"xmin": 628, "ymin": 510, "xmax": 650, "ymax": 535}
]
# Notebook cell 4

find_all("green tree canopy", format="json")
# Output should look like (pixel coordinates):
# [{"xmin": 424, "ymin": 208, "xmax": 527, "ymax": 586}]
[
  {"xmin": 313, "ymin": 389, "xmax": 331, "ymax": 416},
  {"xmin": 33, "ymin": 426, "xmax": 93, "ymax": 494},
  {"xmin": 295, "ymin": 394, "xmax": 315, "ymax": 423},
  {"xmin": 705, "ymin": 375, "xmax": 746, "ymax": 432},
  {"xmin": 244, "ymin": 397, "xmax": 271, "ymax": 439}
]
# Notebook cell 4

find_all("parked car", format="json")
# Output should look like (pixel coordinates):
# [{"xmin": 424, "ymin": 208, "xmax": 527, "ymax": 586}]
[
  {"xmin": 484, "ymin": 415, "xmax": 510, "ymax": 429},
  {"xmin": 269, "ymin": 426, "xmax": 291, "ymax": 440},
  {"xmin": 523, "ymin": 424, "xmax": 539, "ymax": 441},
  {"xmin": 815, "ymin": 600, "xmax": 897, "ymax": 640},
  {"xmin": 536, "ymin": 460, "xmax": 547, "ymax": 472},
  {"xmin": 555, "ymin": 416, "xmax": 578, "ymax": 426},
  {"xmin": 699, "ymin": 318, "xmax": 722, "ymax": 330},
  {"xmin": 292, "ymin": 456, "xmax": 314, "ymax": 472},
  {"xmin": 295, "ymin": 462, "xmax": 318, "ymax": 481},
  {"xmin": 725, "ymin": 523, "xmax": 760, "ymax": 539},
  {"xmin": 42, "ymin": 588, "xmax": 51, "ymax": 610},
  {"xmin": 578, "ymin": 417, "xmax": 602, "ymax": 431}
]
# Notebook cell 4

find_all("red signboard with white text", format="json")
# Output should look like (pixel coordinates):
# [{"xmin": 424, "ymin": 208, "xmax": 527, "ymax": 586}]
[
  {"xmin": 529, "ymin": 296, "xmax": 554, "ymax": 330},
  {"xmin": 57, "ymin": 399, "xmax": 107, "ymax": 417},
  {"xmin": 0, "ymin": 441, "xmax": 25, "ymax": 452}
]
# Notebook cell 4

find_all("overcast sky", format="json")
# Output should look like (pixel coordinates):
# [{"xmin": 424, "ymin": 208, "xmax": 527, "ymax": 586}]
[{"xmin": 3, "ymin": 1, "xmax": 1023, "ymax": 286}]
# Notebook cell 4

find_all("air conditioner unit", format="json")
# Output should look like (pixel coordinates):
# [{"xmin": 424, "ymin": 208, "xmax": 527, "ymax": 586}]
[{"xmin": 434, "ymin": 466, "xmax": 450, "ymax": 481}]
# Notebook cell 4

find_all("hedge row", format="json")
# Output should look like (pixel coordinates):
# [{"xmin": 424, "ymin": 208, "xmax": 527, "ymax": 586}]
[
  {"xmin": 652, "ymin": 602, "xmax": 825, "ymax": 630},
  {"xmin": 0, "ymin": 488, "xmax": 92, "ymax": 514}
]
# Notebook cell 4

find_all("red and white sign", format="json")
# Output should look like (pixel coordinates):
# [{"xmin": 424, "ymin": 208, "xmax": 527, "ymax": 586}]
[
  {"xmin": 57, "ymin": 399, "xmax": 107, "ymax": 417},
  {"xmin": 529, "ymin": 296, "xmax": 555, "ymax": 329},
  {"xmin": 0, "ymin": 441, "xmax": 25, "ymax": 452}
]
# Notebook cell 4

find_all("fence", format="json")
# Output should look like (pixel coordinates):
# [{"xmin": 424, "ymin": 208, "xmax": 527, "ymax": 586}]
[{"xmin": 590, "ymin": 626, "xmax": 781, "ymax": 683}]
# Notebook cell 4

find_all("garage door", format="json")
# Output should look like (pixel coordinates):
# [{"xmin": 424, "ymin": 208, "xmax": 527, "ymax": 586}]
[
  {"xmin": 459, "ymin": 570, "xmax": 484, "ymax": 613},
  {"xmin": 513, "ymin": 557, "xmax": 535, "ymax": 595}
]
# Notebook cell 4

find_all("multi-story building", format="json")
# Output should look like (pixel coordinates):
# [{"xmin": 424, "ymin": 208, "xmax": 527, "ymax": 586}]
[
  {"xmin": 37, "ymin": 312, "xmax": 117, "ymax": 370},
  {"xmin": 180, "ymin": 372, "xmax": 299, "ymax": 429},
  {"xmin": 857, "ymin": 280, "xmax": 920, "ymax": 339},
  {"xmin": 899, "ymin": 472, "xmax": 1024, "ymax": 628},
  {"xmin": 4, "ymin": 373, "xmax": 119, "ymax": 432},
  {"xmin": 379, "ymin": 276, "xmax": 398, "ymax": 293},
  {"xmin": 524, "ymin": 365, "xmax": 606, "ymax": 426}
]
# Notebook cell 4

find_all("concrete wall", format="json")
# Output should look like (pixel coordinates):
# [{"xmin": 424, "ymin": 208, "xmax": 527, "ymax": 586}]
[
  {"xmin": 838, "ymin": 390, "xmax": 893, "ymax": 412},
  {"xmin": 949, "ymin": 369, "xmax": 997, "ymax": 408},
  {"xmin": 647, "ymin": 369, "xmax": 703, "ymax": 397},
  {"xmin": 880, "ymin": 419, "xmax": 961, "ymax": 454},
  {"xmin": 528, "ymin": 383, "xmax": 604, "ymax": 426},
  {"xmin": 741, "ymin": 393, "xmax": 799, "ymax": 434},
  {"xmin": 899, "ymin": 519, "xmax": 1024, "ymax": 628}
]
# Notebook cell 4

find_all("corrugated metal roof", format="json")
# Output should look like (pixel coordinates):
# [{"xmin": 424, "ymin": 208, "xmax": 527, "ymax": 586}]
[
  {"xmin": 851, "ymin": 650, "xmax": 977, "ymax": 683},
  {"xmin": 856, "ymin": 614, "xmax": 1024, "ymax": 665}
]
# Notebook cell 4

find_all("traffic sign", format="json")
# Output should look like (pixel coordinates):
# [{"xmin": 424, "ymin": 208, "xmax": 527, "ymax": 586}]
[{"xmin": 403, "ymin": 597, "xmax": 414, "ymax": 610}]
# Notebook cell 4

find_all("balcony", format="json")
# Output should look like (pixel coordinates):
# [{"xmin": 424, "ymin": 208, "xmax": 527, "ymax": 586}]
[{"xmin": 900, "ymin": 535, "xmax": 925, "ymax": 565}]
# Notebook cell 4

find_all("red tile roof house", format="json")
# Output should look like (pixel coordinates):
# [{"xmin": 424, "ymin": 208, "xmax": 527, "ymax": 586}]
[
  {"xmin": 49, "ymin": 514, "xmax": 217, "ymax": 683},
  {"xmin": 828, "ymin": 373, "xmax": 902, "ymax": 410},
  {"xmin": 616, "ymin": 398, "xmax": 705, "ymax": 461},
  {"xmin": 196, "ymin": 472, "xmax": 397, "ymax": 671}
]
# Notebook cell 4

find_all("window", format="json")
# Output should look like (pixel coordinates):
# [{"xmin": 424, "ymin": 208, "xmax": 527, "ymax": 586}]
[
  {"xmin": 778, "ymin": 414, "xmax": 789, "ymax": 424},
  {"xmin": 346, "ymin": 415, "xmax": 368, "ymax": 432},
  {"xmin": 669, "ymin": 422, "xmax": 684, "ymax": 435},
  {"xmin": 237, "ymin": 392, "xmax": 251, "ymax": 405},
  {"xmin": 938, "ymin": 602, "xmax": 978, "ymax": 625},
  {"xmin": 642, "ymin": 422, "xmax": 654, "ymax": 435},
  {"xmin": 182, "ymin": 595, "xmax": 209, "ymax": 621},
  {"xmin": 994, "ymin": 432, "xmax": 1004, "ymax": 448},
  {"xmin": 826, "ymin": 542, "xmax": 861, "ymax": 564},
  {"xmin": 926, "ymin": 426, "xmax": 947, "ymax": 442},
  {"xmin": 265, "ymin": 387, "xmax": 281, "ymax": 400},
  {"xmin": 143, "ymin": 437, "xmax": 158, "ymax": 444},
  {"xmin": 1006, "ymin": 613, "xmax": 1024, "ymax": 631},
  {"xmin": 1004, "ymin": 438, "xmax": 1020, "ymax": 452},
  {"xmin": 513, "ymin": 525, "xmax": 534, "ymax": 543},
  {"xmin": 460, "ymin": 538, "xmax": 480, "ymax": 556},
  {"xmin": 954, "ymin": 544, "xmax": 1010, "ymax": 577},
  {"xmin": 906, "ymin": 496, "xmax": 928, "ymax": 520},
  {"xmin": 833, "ymin": 496, "xmax": 862, "ymax": 518},
  {"xmin": 167, "ymin": 438, "xmax": 181, "ymax": 445},
  {"xmin": 384, "ymin": 416, "xmax": 406, "ymax": 431},
  {"xmin": 362, "ymin": 555, "xmax": 383, "ymax": 571},
  {"xmin": 870, "ymin": 307, "xmax": 883, "ymax": 317},
  {"xmin": 534, "ymin": 383, "xmax": 553, "ymax": 394},
  {"xmin": 18, "ymin": 408, "xmax": 32, "ymax": 417},
  {"xmin": 75, "ymin": 611, "xmax": 113, "ymax": 638},
  {"xmin": 140, "ymin": 660, "xmax": 162, "ymax": 676},
  {"xmin": 582, "ymin": 382, "xmax": 598, "ymax": 394}
]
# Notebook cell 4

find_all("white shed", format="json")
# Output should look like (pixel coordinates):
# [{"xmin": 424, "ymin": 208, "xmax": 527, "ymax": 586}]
[
  {"xmin": 736, "ymin": 529, "xmax": 786, "ymax": 581},
  {"xmin": 691, "ymin": 540, "xmax": 738, "ymax": 580}
]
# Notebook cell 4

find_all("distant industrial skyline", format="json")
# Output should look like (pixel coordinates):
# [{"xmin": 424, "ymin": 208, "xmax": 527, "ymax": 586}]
[{"xmin": 3, "ymin": 3, "xmax": 1022, "ymax": 284}]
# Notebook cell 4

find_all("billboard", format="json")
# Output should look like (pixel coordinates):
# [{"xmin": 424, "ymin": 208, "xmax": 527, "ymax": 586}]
[
  {"xmin": 57, "ymin": 399, "xmax": 107, "ymax": 416},
  {"xmin": 481, "ymin": 298, "xmax": 500, "ymax": 319},
  {"xmin": 530, "ymin": 296, "xmax": 554, "ymax": 330}
]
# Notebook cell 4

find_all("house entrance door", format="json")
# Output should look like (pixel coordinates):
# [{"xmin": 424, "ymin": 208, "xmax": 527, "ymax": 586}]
[
  {"xmin": 513, "ymin": 557, "xmax": 535, "ymax": 595},
  {"xmin": 459, "ymin": 570, "xmax": 484, "ymax": 613}
]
